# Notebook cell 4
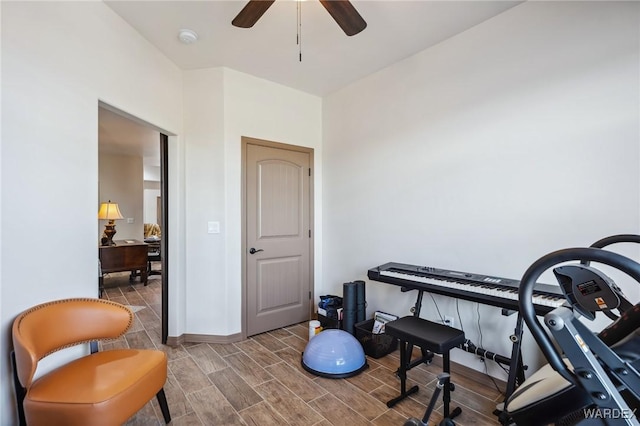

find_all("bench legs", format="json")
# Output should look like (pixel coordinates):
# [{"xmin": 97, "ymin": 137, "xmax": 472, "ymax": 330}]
[
  {"xmin": 441, "ymin": 351, "xmax": 462, "ymax": 420},
  {"xmin": 387, "ymin": 340, "xmax": 462, "ymax": 422},
  {"xmin": 387, "ymin": 340, "xmax": 432, "ymax": 408}
]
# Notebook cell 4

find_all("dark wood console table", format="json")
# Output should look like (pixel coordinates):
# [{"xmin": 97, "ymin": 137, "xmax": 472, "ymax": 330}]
[{"xmin": 99, "ymin": 240, "xmax": 148, "ymax": 286}]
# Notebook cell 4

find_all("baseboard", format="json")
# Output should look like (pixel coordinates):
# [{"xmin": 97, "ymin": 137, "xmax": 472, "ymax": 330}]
[{"xmin": 166, "ymin": 332, "xmax": 244, "ymax": 347}]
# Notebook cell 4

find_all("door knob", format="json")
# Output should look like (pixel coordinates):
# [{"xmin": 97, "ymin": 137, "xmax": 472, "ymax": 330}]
[{"xmin": 249, "ymin": 248, "xmax": 264, "ymax": 254}]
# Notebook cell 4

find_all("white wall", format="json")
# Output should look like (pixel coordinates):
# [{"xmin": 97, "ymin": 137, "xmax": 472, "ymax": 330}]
[
  {"xmin": 183, "ymin": 68, "xmax": 227, "ymax": 335},
  {"xmin": 144, "ymin": 164, "xmax": 161, "ymax": 182},
  {"xmin": 143, "ymin": 165, "xmax": 161, "ymax": 225},
  {"xmin": 0, "ymin": 2, "xmax": 183, "ymax": 423},
  {"xmin": 182, "ymin": 67, "xmax": 322, "ymax": 335},
  {"xmin": 144, "ymin": 187, "xmax": 161, "ymax": 225},
  {"xmin": 99, "ymin": 153, "xmax": 144, "ymax": 240},
  {"xmin": 322, "ymin": 1, "xmax": 639, "ymax": 379}
]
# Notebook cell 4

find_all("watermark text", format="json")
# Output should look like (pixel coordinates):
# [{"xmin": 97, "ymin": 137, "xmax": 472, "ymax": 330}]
[{"xmin": 584, "ymin": 407, "xmax": 637, "ymax": 419}]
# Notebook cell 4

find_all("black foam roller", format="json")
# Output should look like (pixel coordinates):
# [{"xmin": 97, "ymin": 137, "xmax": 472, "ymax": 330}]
[
  {"xmin": 355, "ymin": 280, "xmax": 366, "ymax": 323},
  {"xmin": 343, "ymin": 282, "xmax": 357, "ymax": 335}
]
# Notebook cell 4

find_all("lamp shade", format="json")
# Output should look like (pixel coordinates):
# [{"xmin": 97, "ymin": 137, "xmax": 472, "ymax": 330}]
[{"xmin": 97, "ymin": 201, "xmax": 124, "ymax": 220}]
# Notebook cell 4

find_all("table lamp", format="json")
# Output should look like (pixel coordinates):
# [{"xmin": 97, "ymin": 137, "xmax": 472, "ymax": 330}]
[{"xmin": 98, "ymin": 200, "xmax": 124, "ymax": 246}]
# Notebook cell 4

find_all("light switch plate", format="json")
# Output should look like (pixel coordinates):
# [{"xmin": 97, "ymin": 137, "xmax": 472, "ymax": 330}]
[
  {"xmin": 126, "ymin": 218, "xmax": 134, "ymax": 224},
  {"xmin": 207, "ymin": 221, "xmax": 220, "ymax": 234}
]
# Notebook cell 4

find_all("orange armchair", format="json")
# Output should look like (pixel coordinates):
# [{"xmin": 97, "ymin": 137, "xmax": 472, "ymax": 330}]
[{"xmin": 11, "ymin": 298, "xmax": 170, "ymax": 425}]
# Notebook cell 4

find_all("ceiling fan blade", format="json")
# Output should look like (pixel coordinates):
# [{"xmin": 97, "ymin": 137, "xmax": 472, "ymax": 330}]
[
  {"xmin": 232, "ymin": 0, "xmax": 276, "ymax": 28},
  {"xmin": 319, "ymin": 0, "xmax": 367, "ymax": 36}
]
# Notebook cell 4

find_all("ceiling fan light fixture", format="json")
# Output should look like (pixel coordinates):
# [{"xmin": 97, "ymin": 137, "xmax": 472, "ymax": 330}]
[{"xmin": 178, "ymin": 29, "xmax": 198, "ymax": 44}]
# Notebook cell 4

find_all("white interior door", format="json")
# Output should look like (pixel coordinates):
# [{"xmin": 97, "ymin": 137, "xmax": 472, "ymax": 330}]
[{"xmin": 245, "ymin": 142, "xmax": 312, "ymax": 336}]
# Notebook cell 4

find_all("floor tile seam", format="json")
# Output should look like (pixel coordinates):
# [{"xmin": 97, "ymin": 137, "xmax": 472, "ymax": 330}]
[
  {"xmin": 232, "ymin": 345, "xmax": 279, "ymax": 383},
  {"xmin": 353, "ymin": 369, "xmax": 389, "ymax": 391},
  {"xmin": 253, "ymin": 332, "xmax": 295, "ymax": 353},
  {"xmin": 236, "ymin": 399, "xmax": 293, "ymax": 425},
  {"xmin": 265, "ymin": 359, "xmax": 289, "ymax": 370},
  {"xmin": 166, "ymin": 361, "xmax": 216, "ymax": 396},
  {"xmin": 207, "ymin": 365, "xmax": 265, "ymax": 405},
  {"xmin": 472, "ymin": 375, "xmax": 506, "ymax": 402},
  {"xmin": 222, "ymin": 357, "xmax": 275, "ymax": 389},
  {"xmin": 333, "ymin": 376, "xmax": 391, "ymax": 412},
  {"xmin": 208, "ymin": 343, "xmax": 242, "ymax": 358},
  {"xmin": 321, "ymin": 391, "xmax": 373, "ymax": 425},
  {"xmin": 320, "ymin": 380, "xmax": 390, "ymax": 423},
  {"xmin": 247, "ymin": 338, "xmax": 291, "ymax": 356},
  {"xmin": 189, "ymin": 357, "xmax": 228, "ymax": 377},
  {"xmin": 234, "ymin": 340, "xmax": 273, "ymax": 358},
  {"xmin": 267, "ymin": 359, "xmax": 318, "ymax": 382},
  {"xmin": 306, "ymin": 392, "xmax": 373, "ymax": 426},
  {"xmin": 146, "ymin": 394, "xmax": 163, "ymax": 423},
  {"xmin": 164, "ymin": 346, "xmax": 190, "ymax": 362},
  {"xmin": 125, "ymin": 328, "xmax": 157, "ymax": 351},
  {"xmin": 446, "ymin": 400, "xmax": 501, "ymax": 425},
  {"xmin": 184, "ymin": 386, "xmax": 245, "ymax": 426},
  {"xmin": 258, "ymin": 372, "xmax": 328, "ymax": 408},
  {"xmin": 448, "ymin": 378, "xmax": 502, "ymax": 405},
  {"xmin": 406, "ymin": 373, "xmax": 438, "ymax": 391},
  {"xmin": 390, "ymin": 404, "xmax": 419, "ymax": 423},
  {"xmin": 206, "ymin": 375, "xmax": 260, "ymax": 414},
  {"xmin": 251, "ymin": 376, "xmax": 326, "ymax": 422},
  {"xmin": 242, "ymin": 349, "xmax": 286, "ymax": 369},
  {"xmin": 400, "ymin": 390, "xmax": 428, "ymax": 410},
  {"xmin": 182, "ymin": 347, "xmax": 225, "ymax": 380},
  {"xmin": 369, "ymin": 408, "xmax": 398, "ymax": 424},
  {"xmin": 168, "ymin": 410, "xmax": 201, "ymax": 425},
  {"xmin": 363, "ymin": 382, "xmax": 387, "ymax": 399}
]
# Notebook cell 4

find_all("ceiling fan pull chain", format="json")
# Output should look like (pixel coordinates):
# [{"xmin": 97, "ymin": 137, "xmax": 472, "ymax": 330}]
[{"xmin": 297, "ymin": 0, "xmax": 302, "ymax": 62}]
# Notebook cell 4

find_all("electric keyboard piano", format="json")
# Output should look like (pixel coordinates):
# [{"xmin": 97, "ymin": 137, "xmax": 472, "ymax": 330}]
[
  {"xmin": 368, "ymin": 262, "xmax": 565, "ymax": 315},
  {"xmin": 368, "ymin": 262, "xmax": 567, "ymax": 406}
]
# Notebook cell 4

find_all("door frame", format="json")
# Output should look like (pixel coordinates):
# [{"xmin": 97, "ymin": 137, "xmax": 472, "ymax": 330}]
[
  {"xmin": 98, "ymin": 101, "xmax": 172, "ymax": 344},
  {"xmin": 241, "ymin": 136, "xmax": 315, "ymax": 338},
  {"xmin": 160, "ymin": 133, "xmax": 169, "ymax": 343}
]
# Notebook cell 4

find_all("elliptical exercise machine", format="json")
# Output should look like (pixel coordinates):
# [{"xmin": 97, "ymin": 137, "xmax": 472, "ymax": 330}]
[
  {"xmin": 503, "ymin": 243, "xmax": 640, "ymax": 425},
  {"xmin": 404, "ymin": 373, "xmax": 457, "ymax": 426}
]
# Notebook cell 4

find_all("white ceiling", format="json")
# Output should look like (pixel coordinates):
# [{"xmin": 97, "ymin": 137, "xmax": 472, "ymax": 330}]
[
  {"xmin": 105, "ymin": 0, "xmax": 523, "ymax": 96},
  {"xmin": 99, "ymin": 0, "xmax": 522, "ymax": 162},
  {"xmin": 99, "ymin": 106, "xmax": 161, "ymax": 167}
]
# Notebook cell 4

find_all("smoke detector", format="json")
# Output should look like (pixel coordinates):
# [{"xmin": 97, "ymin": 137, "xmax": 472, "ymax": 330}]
[{"xmin": 178, "ymin": 29, "xmax": 198, "ymax": 44}]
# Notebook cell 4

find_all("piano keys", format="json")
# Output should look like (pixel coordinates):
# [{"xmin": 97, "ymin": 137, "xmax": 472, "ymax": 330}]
[{"xmin": 368, "ymin": 262, "xmax": 565, "ymax": 315}]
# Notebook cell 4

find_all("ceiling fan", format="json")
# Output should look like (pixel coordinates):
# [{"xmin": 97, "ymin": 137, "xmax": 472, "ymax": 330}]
[{"xmin": 232, "ymin": 0, "xmax": 367, "ymax": 36}]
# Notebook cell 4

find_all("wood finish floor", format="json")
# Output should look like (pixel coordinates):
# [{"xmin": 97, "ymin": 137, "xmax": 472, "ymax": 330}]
[{"xmin": 101, "ymin": 275, "xmax": 504, "ymax": 425}]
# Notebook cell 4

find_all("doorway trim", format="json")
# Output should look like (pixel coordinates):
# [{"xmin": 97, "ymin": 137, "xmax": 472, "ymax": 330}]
[
  {"xmin": 98, "ymin": 101, "xmax": 173, "ymax": 344},
  {"xmin": 160, "ymin": 133, "xmax": 169, "ymax": 343},
  {"xmin": 241, "ymin": 136, "xmax": 315, "ymax": 338}
]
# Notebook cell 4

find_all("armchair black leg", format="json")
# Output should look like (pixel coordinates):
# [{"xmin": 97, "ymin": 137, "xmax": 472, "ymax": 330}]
[
  {"xmin": 11, "ymin": 351, "xmax": 26, "ymax": 426},
  {"xmin": 156, "ymin": 388, "xmax": 171, "ymax": 424}
]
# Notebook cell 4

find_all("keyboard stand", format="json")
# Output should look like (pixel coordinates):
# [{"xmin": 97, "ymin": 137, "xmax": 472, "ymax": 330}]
[{"xmin": 401, "ymin": 288, "xmax": 435, "ymax": 371}]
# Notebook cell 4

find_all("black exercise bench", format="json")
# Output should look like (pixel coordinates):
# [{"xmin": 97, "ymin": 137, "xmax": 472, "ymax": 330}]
[{"xmin": 385, "ymin": 316, "xmax": 465, "ymax": 421}]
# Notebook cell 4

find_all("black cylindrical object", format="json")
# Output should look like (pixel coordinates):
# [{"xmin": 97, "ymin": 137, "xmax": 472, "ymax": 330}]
[
  {"xmin": 355, "ymin": 280, "xmax": 366, "ymax": 323},
  {"xmin": 343, "ymin": 282, "xmax": 357, "ymax": 335}
]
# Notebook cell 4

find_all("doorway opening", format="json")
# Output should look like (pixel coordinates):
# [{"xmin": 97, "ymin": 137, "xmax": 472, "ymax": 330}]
[{"xmin": 98, "ymin": 102, "xmax": 170, "ymax": 343}]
